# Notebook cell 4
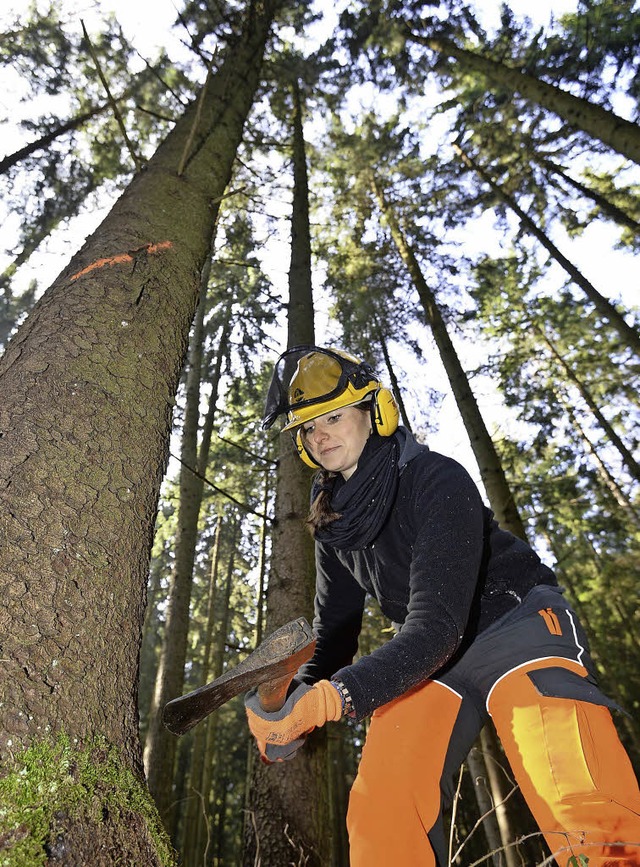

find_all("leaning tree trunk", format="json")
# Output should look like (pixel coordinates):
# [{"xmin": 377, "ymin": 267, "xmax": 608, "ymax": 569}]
[
  {"xmin": 0, "ymin": 67, "xmax": 158, "ymax": 175},
  {"xmin": 0, "ymin": 1, "xmax": 287, "ymax": 863},
  {"xmin": 138, "ymin": 543, "xmax": 171, "ymax": 742},
  {"xmin": 188, "ymin": 518, "xmax": 236, "ymax": 867},
  {"xmin": 560, "ymin": 395, "xmax": 640, "ymax": 522},
  {"xmin": 408, "ymin": 29, "xmax": 640, "ymax": 166},
  {"xmin": 371, "ymin": 175, "xmax": 528, "ymax": 540},
  {"xmin": 376, "ymin": 324, "xmax": 415, "ymax": 433},
  {"xmin": 537, "ymin": 156, "xmax": 640, "ymax": 237},
  {"xmin": 463, "ymin": 746, "xmax": 504, "ymax": 867},
  {"xmin": 535, "ymin": 325, "xmax": 640, "ymax": 482},
  {"xmin": 243, "ymin": 77, "xmax": 332, "ymax": 867},
  {"xmin": 0, "ymin": 175, "xmax": 99, "ymax": 299},
  {"xmin": 454, "ymin": 144, "xmax": 640, "ymax": 357}
]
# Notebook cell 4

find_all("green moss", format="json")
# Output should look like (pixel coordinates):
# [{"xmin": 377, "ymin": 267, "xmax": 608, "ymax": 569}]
[{"xmin": 0, "ymin": 734, "xmax": 175, "ymax": 867}]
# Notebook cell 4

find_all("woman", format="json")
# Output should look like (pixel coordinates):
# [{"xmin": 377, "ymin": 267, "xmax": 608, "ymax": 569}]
[{"xmin": 246, "ymin": 345, "xmax": 640, "ymax": 867}]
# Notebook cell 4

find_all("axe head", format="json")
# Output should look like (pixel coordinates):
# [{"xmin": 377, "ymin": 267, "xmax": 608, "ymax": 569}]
[{"xmin": 162, "ymin": 617, "xmax": 316, "ymax": 736}]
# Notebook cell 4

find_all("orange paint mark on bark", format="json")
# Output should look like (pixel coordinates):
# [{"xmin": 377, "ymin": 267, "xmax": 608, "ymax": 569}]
[{"xmin": 69, "ymin": 240, "xmax": 173, "ymax": 281}]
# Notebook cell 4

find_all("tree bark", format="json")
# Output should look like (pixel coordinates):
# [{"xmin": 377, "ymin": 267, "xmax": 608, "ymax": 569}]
[
  {"xmin": 177, "ymin": 514, "xmax": 222, "ymax": 867},
  {"xmin": 410, "ymin": 30, "xmax": 640, "ymax": 166},
  {"xmin": 0, "ymin": 0, "xmax": 285, "ymax": 861},
  {"xmin": 192, "ymin": 521, "xmax": 237, "ymax": 865},
  {"xmin": 0, "ymin": 178, "xmax": 98, "ymax": 298},
  {"xmin": 327, "ymin": 725, "xmax": 350, "ymax": 866},
  {"xmin": 377, "ymin": 325, "xmax": 414, "ymax": 433},
  {"xmin": 478, "ymin": 725, "xmax": 520, "ymax": 867},
  {"xmin": 255, "ymin": 467, "xmax": 272, "ymax": 646},
  {"xmin": 138, "ymin": 543, "xmax": 170, "ymax": 742}
]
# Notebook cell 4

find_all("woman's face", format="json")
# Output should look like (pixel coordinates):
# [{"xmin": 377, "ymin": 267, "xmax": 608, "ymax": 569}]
[{"xmin": 301, "ymin": 405, "xmax": 372, "ymax": 480}]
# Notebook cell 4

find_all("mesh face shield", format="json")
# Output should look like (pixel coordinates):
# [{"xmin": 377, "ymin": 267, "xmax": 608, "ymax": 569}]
[{"xmin": 262, "ymin": 345, "xmax": 380, "ymax": 431}]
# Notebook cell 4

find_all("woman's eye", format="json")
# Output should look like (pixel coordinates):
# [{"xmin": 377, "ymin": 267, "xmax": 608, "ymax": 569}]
[{"xmin": 328, "ymin": 414, "xmax": 341, "ymax": 424}]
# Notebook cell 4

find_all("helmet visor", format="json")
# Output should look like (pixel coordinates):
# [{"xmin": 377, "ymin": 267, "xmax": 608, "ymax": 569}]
[{"xmin": 262, "ymin": 345, "xmax": 375, "ymax": 430}]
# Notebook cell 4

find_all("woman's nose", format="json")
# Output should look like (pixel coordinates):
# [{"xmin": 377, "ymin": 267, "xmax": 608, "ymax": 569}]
[{"xmin": 311, "ymin": 427, "xmax": 328, "ymax": 444}]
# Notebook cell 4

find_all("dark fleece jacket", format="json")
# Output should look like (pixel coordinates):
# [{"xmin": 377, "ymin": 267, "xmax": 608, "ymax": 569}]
[{"xmin": 298, "ymin": 429, "xmax": 557, "ymax": 720}]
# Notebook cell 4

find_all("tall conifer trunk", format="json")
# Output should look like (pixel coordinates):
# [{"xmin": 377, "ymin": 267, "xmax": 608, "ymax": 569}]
[
  {"xmin": 561, "ymin": 398, "xmax": 640, "ymax": 520},
  {"xmin": 243, "ymin": 77, "xmax": 332, "ymax": 867},
  {"xmin": 287, "ymin": 78, "xmax": 315, "ymax": 348},
  {"xmin": 409, "ymin": 30, "xmax": 640, "ymax": 165},
  {"xmin": 144, "ymin": 293, "xmax": 232, "ymax": 824},
  {"xmin": 0, "ymin": 1, "xmax": 286, "ymax": 861}
]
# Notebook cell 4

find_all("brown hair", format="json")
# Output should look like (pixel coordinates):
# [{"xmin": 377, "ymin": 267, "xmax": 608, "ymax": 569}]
[
  {"xmin": 306, "ymin": 470, "xmax": 341, "ymax": 533},
  {"xmin": 304, "ymin": 401, "xmax": 372, "ymax": 533}
]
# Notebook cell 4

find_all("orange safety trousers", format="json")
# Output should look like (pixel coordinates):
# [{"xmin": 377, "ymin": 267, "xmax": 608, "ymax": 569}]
[{"xmin": 347, "ymin": 586, "xmax": 640, "ymax": 866}]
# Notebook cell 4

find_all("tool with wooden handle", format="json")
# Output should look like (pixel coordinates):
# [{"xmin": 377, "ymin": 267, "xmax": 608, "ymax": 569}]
[{"xmin": 162, "ymin": 617, "xmax": 316, "ymax": 736}]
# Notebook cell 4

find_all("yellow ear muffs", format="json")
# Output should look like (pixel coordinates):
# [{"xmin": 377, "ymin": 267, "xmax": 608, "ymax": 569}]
[
  {"xmin": 294, "ymin": 428, "xmax": 321, "ymax": 468},
  {"xmin": 371, "ymin": 388, "xmax": 400, "ymax": 436}
]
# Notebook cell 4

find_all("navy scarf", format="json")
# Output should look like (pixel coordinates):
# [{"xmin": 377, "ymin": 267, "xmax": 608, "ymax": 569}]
[{"xmin": 312, "ymin": 433, "xmax": 400, "ymax": 551}]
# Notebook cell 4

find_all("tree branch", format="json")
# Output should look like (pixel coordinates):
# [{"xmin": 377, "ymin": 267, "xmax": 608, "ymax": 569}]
[{"xmin": 80, "ymin": 20, "xmax": 143, "ymax": 172}]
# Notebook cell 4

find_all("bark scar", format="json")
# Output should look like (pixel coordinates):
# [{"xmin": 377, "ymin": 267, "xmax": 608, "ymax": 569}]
[{"xmin": 69, "ymin": 241, "xmax": 173, "ymax": 282}]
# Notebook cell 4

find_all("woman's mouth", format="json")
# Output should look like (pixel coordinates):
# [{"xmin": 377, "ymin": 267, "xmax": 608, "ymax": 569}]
[{"xmin": 320, "ymin": 446, "xmax": 339, "ymax": 457}]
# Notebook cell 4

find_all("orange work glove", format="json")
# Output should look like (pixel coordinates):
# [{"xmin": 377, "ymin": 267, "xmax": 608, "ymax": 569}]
[{"xmin": 244, "ymin": 680, "xmax": 343, "ymax": 759}]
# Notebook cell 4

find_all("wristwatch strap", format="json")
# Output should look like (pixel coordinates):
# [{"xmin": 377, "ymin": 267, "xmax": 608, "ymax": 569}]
[{"xmin": 330, "ymin": 679, "xmax": 356, "ymax": 719}]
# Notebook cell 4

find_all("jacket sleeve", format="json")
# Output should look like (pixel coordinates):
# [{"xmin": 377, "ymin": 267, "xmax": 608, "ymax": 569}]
[
  {"xmin": 296, "ymin": 541, "xmax": 366, "ymax": 686},
  {"xmin": 334, "ymin": 454, "xmax": 486, "ymax": 719}
]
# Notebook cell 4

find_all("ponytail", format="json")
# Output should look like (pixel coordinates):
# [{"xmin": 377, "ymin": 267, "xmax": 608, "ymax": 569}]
[{"xmin": 306, "ymin": 470, "xmax": 341, "ymax": 533}]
